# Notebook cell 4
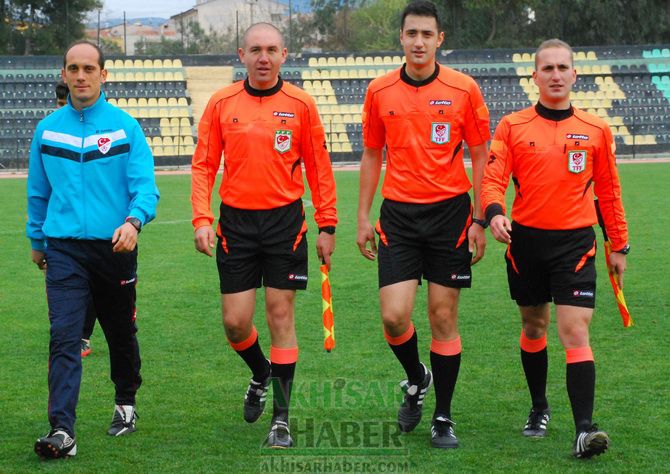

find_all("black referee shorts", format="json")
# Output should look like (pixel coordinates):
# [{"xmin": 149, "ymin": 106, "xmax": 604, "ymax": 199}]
[
  {"xmin": 376, "ymin": 193, "xmax": 473, "ymax": 289},
  {"xmin": 506, "ymin": 222, "xmax": 597, "ymax": 308},
  {"xmin": 216, "ymin": 199, "xmax": 308, "ymax": 294}
]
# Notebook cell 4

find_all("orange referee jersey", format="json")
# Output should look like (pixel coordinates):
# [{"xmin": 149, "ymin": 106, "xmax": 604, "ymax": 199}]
[
  {"xmin": 481, "ymin": 105, "xmax": 628, "ymax": 250},
  {"xmin": 191, "ymin": 78, "xmax": 337, "ymax": 230},
  {"xmin": 363, "ymin": 63, "xmax": 490, "ymax": 204}
]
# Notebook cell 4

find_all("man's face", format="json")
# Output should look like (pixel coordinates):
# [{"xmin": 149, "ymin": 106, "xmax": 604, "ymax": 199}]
[
  {"xmin": 62, "ymin": 43, "xmax": 106, "ymax": 110},
  {"xmin": 400, "ymin": 15, "xmax": 443, "ymax": 68},
  {"xmin": 533, "ymin": 46, "xmax": 576, "ymax": 107},
  {"xmin": 238, "ymin": 26, "xmax": 287, "ymax": 90}
]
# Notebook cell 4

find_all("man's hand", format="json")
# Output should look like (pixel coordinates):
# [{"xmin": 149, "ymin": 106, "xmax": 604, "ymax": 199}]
[
  {"xmin": 112, "ymin": 222, "xmax": 138, "ymax": 253},
  {"xmin": 31, "ymin": 250, "xmax": 47, "ymax": 270},
  {"xmin": 468, "ymin": 222, "xmax": 487, "ymax": 265},
  {"xmin": 194, "ymin": 226, "xmax": 216, "ymax": 257},
  {"xmin": 608, "ymin": 251, "xmax": 627, "ymax": 289},
  {"xmin": 490, "ymin": 215, "xmax": 512, "ymax": 244},
  {"xmin": 356, "ymin": 220, "xmax": 377, "ymax": 261},
  {"xmin": 316, "ymin": 232, "xmax": 336, "ymax": 269}
]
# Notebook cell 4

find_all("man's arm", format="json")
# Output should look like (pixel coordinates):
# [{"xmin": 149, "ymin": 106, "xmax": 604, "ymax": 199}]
[
  {"xmin": 356, "ymin": 146, "xmax": 383, "ymax": 261},
  {"xmin": 191, "ymin": 97, "xmax": 224, "ymax": 257},
  {"xmin": 26, "ymin": 127, "xmax": 51, "ymax": 254},
  {"xmin": 468, "ymin": 142, "xmax": 488, "ymax": 264},
  {"xmin": 481, "ymin": 120, "xmax": 514, "ymax": 244}
]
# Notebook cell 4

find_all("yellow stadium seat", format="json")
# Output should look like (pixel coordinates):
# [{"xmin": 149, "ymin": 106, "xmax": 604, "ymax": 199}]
[
  {"xmin": 166, "ymin": 97, "xmax": 177, "ymax": 106},
  {"xmin": 143, "ymin": 59, "xmax": 153, "ymax": 68},
  {"xmin": 114, "ymin": 59, "xmax": 124, "ymax": 69},
  {"xmin": 127, "ymin": 98, "xmax": 138, "ymax": 107},
  {"xmin": 163, "ymin": 136, "xmax": 174, "ymax": 146},
  {"xmin": 182, "ymin": 136, "xmax": 195, "ymax": 146},
  {"xmin": 178, "ymin": 98, "xmax": 188, "ymax": 107},
  {"xmin": 373, "ymin": 56, "xmax": 383, "ymax": 65},
  {"xmin": 133, "ymin": 59, "xmax": 143, "ymax": 68},
  {"xmin": 329, "ymin": 70, "xmax": 339, "ymax": 79},
  {"xmin": 158, "ymin": 98, "xmax": 168, "ymax": 107},
  {"xmin": 308, "ymin": 57, "xmax": 318, "ymax": 67},
  {"xmin": 346, "ymin": 57, "xmax": 356, "ymax": 66},
  {"xmin": 134, "ymin": 71, "xmax": 144, "ymax": 81},
  {"xmin": 117, "ymin": 98, "xmax": 128, "ymax": 108},
  {"xmin": 312, "ymin": 70, "xmax": 322, "ymax": 79},
  {"xmin": 173, "ymin": 59, "xmax": 182, "ymax": 68},
  {"xmin": 155, "ymin": 71, "xmax": 164, "ymax": 80},
  {"xmin": 123, "ymin": 59, "xmax": 133, "ymax": 68},
  {"xmin": 106, "ymin": 71, "xmax": 116, "ymax": 81},
  {"xmin": 331, "ymin": 143, "xmax": 342, "ymax": 152},
  {"xmin": 107, "ymin": 98, "xmax": 117, "ymax": 106},
  {"xmin": 164, "ymin": 71, "xmax": 174, "ymax": 80},
  {"xmin": 348, "ymin": 69, "xmax": 359, "ymax": 78},
  {"xmin": 318, "ymin": 57, "xmax": 327, "ymax": 66},
  {"xmin": 512, "ymin": 53, "xmax": 522, "ymax": 62},
  {"xmin": 393, "ymin": 55, "xmax": 402, "ymax": 64},
  {"xmin": 586, "ymin": 51, "xmax": 597, "ymax": 60},
  {"xmin": 158, "ymin": 108, "xmax": 168, "ymax": 118},
  {"xmin": 521, "ymin": 53, "xmax": 532, "ymax": 62},
  {"xmin": 138, "ymin": 98, "xmax": 148, "ymax": 108},
  {"xmin": 104, "ymin": 59, "xmax": 114, "ymax": 70},
  {"xmin": 153, "ymin": 59, "xmax": 163, "ymax": 68},
  {"xmin": 163, "ymin": 146, "xmax": 176, "ymax": 156},
  {"xmin": 152, "ymin": 136, "xmax": 163, "ymax": 147},
  {"xmin": 342, "ymin": 143, "xmax": 352, "ymax": 153},
  {"xmin": 337, "ymin": 57, "xmax": 346, "ymax": 66},
  {"xmin": 145, "ymin": 71, "xmax": 155, "ymax": 81},
  {"xmin": 153, "ymin": 146, "xmax": 164, "ymax": 156},
  {"xmin": 184, "ymin": 144, "xmax": 195, "ymax": 155},
  {"xmin": 163, "ymin": 59, "xmax": 173, "ymax": 68},
  {"xmin": 327, "ymin": 57, "xmax": 337, "ymax": 66},
  {"xmin": 355, "ymin": 57, "xmax": 365, "ymax": 66},
  {"xmin": 174, "ymin": 71, "xmax": 185, "ymax": 81},
  {"xmin": 575, "ymin": 51, "xmax": 587, "ymax": 61},
  {"xmin": 383, "ymin": 56, "xmax": 392, "ymax": 64}
]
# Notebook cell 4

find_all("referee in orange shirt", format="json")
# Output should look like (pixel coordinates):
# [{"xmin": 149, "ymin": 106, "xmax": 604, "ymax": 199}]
[
  {"xmin": 191, "ymin": 23, "xmax": 337, "ymax": 448},
  {"xmin": 357, "ymin": 1, "xmax": 490, "ymax": 449},
  {"xmin": 482, "ymin": 39, "xmax": 628, "ymax": 459}
]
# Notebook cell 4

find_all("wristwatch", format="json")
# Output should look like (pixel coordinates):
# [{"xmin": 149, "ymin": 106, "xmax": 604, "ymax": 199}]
[
  {"xmin": 614, "ymin": 243, "xmax": 630, "ymax": 255},
  {"xmin": 318, "ymin": 226, "xmax": 336, "ymax": 235},
  {"xmin": 125, "ymin": 217, "xmax": 142, "ymax": 233},
  {"xmin": 472, "ymin": 218, "xmax": 488, "ymax": 229}
]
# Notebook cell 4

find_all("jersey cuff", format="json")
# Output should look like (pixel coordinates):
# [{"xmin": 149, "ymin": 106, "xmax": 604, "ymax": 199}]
[
  {"xmin": 485, "ymin": 203, "xmax": 505, "ymax": 224},
  {"xmin": 192, "ymin": 217, "xmax": 214, "ymax": 230}
]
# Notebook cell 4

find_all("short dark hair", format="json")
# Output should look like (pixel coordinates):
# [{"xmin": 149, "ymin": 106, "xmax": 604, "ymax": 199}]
[
  {"xmin": 55, "ymin": 79, "xmax": 68, "ymax": 100},
  {"xmin": 63, "ymin": 40, "xmax": 105, "ymax": 70},
  {"xmin": 401, "ymin": 0, "xmax": 441, "ymax": 31}
]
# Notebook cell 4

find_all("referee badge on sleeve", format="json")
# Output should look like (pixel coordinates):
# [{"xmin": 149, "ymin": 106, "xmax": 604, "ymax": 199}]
[
  {"xmin": 431, "ymin": 122, "xmax": 450, "ymax": 144},
  {"xmin": 274, "ymin": 130, "xmax": 292, "ymax": 154},
  {"xmin": 568, "ymin": 150, "xmax": 587, "ymax": 173}
]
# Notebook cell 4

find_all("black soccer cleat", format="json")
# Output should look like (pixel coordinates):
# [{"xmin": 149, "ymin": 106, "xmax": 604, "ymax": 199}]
[
  {"xmin": 522, "ymin": 407, "xmax": 551, "ymax": 437},
  {"xmin": 34, "ymin": 429, "xmax": 77, "ymax": 459},
  {"xmin": 397, "ymin": 362, "xmax": 433, "ymax": 432},
  {"xmin": 573, "ymin": 425, "xmax": 610, "ymax": 459},
  {"xmin": 108, "ymin": 404, "xmax": 138, "ymax": 436},
  {"xmin": 431, "ymin": 415, "xmax": 459, "ymax": 449},
  {"xmin": 244, "ymin": 369, "xmax": 271, "ymax": 423},
  {"xmin": 264, "ymin": 420, "xmax": 293, "ymax": 449}
]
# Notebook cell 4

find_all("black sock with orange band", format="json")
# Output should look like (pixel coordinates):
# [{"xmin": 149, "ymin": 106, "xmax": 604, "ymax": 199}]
[
  {"xmin": 270, "ymin": 346, "xmax": 298, "ymax": 423},
  {"xmin": 430, "ymin": 336, "xmax": 462, "ymax": 419},
  {"xmin": 520, "ymin": 331, "xmax": 549, "ymax": 411},
  {"xmin": 566, "ymin": 347, "xmax": 596, "ymax": 433},
  {"xmin": 228, "ymin": 326, "xmax": 270, "ymax": 382},
  {"xmin": 384, "ymin": 322, "xmax": 423, "ymax": 385}
]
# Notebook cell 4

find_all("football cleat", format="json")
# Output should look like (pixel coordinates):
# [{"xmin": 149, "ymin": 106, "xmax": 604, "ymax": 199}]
[
  {"xmin": 431, "ymin": 415, "xmax": 459, "ymax": 449},
  {"xmin": 81, "ymin": 339, "xmax": 92, "ymax": 357},
  {"xmin": 264, "ymin": 420, "xmax": 293, "ymax": 449},
  {"xmin": 573, "ymin": 425, "xmax": 610, "ymax": 459},
  {"xmin": 244, "ymin": 368, "xmax": 271, "ymax": 423},
  {"xmin": 398, "ymin": 362, "xmax": 433, "ymax": 432},
  {"xmin": 522, "ymin": 407, "xmax": 551, "ymax": 437},
  {"xmin": 34, "ymin": 429, "xmax": 77, "ymax": 459},
  {"xmin": 108, "ymin": 404, "xmax": 138, "ymax": 436}
]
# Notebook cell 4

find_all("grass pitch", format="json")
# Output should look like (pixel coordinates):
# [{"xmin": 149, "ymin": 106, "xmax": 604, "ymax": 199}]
[{"xmin": 1, "ymin": 163, "xmax": 669, "ymax": 473}]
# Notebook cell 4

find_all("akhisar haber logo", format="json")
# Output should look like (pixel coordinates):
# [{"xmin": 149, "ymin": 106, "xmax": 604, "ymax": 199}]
[
  {"xmin": 97, "ymin": 136, "xmax": 112, "ymax": 154},
  {"xmin": 568, "ymin": 150, "xmax": 587, "ymax": 173},
  {"xmin": 431, "ymin": 122, "xmax": 450, "ymax": 144},
  {"xmin": 274, "ymin": 130, "xmax": 292, "ymax": 154}
]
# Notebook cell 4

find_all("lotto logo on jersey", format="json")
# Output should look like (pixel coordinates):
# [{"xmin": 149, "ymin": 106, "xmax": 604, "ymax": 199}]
[
  {"xmin": 97, "ymin": 136, "xmax": 112, "ymax": 154},
  {"xmin": 568, "ymin": 150, "xmax": 587, "ymax": 173},
  {"xmin": 431, "ymin": 122, "xmax": 450, "ymax": 144},
  {"xmin": 274, "ymin": 130, "xmax": 292, "ymax": 154}
]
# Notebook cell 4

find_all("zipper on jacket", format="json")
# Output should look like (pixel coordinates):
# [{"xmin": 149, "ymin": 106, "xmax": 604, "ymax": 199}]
[{"xmin": 80, "ymin": 111, "xmax": 87, "ymax": 237}]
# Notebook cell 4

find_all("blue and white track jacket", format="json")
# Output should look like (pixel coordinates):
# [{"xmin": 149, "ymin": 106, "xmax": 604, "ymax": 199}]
[{"xmin": 27, "ymin": 92, "xmax": 160, "ymax": 251}]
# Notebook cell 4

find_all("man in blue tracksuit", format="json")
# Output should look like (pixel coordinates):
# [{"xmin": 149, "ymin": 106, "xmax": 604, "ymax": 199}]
[{"xmin": 27, "ymin": 40, "xmax": 159, "ymax": 459}]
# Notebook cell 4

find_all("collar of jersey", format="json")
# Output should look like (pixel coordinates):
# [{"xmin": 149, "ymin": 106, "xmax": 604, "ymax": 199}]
[
  {"xmin": 400, "ymin": 63, "xmax": 439, "ymax": 88},
  {"xmin": 535, "ymin": 101, "xmax": 574, "ymax": 121},
  {"xmin": 244, "ymin": 77, "xmax": 283, "ymax": 97},
  {"xmin": 65, "ymin": 91, "xmax": 107, "ymax": 115}
]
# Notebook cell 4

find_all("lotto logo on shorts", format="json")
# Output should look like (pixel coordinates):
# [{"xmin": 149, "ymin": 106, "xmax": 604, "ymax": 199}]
[
  {"xmin": 431, "ymin": 122, "xmax": 450, "ymax": 144},
  {"xmin": 573, "ymin": 290, "xmax": 594, "ymax": 298},
  {"xmin": 568, "ymin": 150, "xmax": 587, "ymax": 173},
  {"xmin": 450, "ymin": 274, "xmax": 471, "ymax": 281},
  {"xmin": 274, "ymin": 130, "xmax": 292, "ymax": 154},
  {"xmin": 289, "ymin": 274, "xmax": 308, "ymax": 281}
]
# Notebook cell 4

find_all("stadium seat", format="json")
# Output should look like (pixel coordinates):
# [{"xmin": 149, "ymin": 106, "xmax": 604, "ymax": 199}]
[{"xmin": 173, "ymin": 59, "xmax": 183, "ymax": 68}]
